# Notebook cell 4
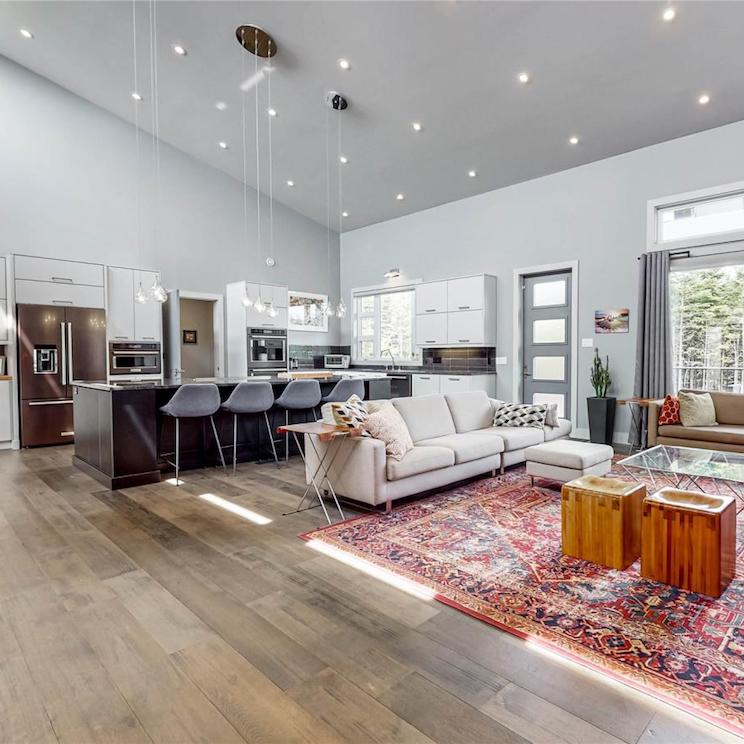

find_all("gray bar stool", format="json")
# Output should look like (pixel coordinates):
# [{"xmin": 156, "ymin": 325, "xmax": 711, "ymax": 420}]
[
  {"xmin": 275, "ymin": 379, "xmax": 322, "ymax": 461},
  {"xmin": 221, "ymin": 381, "xmax": 278, "ymax": 473},
  {"xmin": 321, "ymin": 378, "xmax": 365, "ymax": 404},
  {"xmin": 160, "ymin": 383, "xmax": 226, "ymax": 484}
]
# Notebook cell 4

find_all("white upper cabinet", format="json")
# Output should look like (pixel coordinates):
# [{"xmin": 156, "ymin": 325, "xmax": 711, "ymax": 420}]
[
  {"xmin": 447, "ymin": 310, "xmax": 485, "ymax": 345},
  {"xmin": 447, "ymin": 276, "xmax": 484, "ymax": 312},
  {"xmin": 0, "ymin": 257, "xmax": 6, "ymax": 299},
  {"xmin": 0, "ymin": 258, "xmax": 6, "ymax": 343},
  {"xmin": 415, "ymin": 281, "xmax": 447, "ymax": 315},
  {"xmin": 15, "ymin": 255, "xmax": 104, "ymax": 286},
  {"xmin": 415, "ymin": 313, "xmax": 447, "ymax": 346},
  {"xmin": 134, "ymin": 270, "xmax": 162, "ymax": 341},
  {"xmin": 270, "ymin": 284, "xmax": 288, "ymax": 308},
  {"xmin": 245, "ymin": 282, "xmax": 288, "ymax": 328},
  {"xmin": 106, "ymin": 267, "xmax": 135, "ymax": 340}
]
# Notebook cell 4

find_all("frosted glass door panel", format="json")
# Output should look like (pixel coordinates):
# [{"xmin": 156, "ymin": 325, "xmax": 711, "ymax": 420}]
[
  {"xmin": 533, "ymin": 318, "xmax": 566, "ymax": 344},
  {"xmin": 533, "ymin": 356, "xmax": 565, "ymax": 381},
  {"xmin": 533, "ymin": 279, "xmax": 566, "ymax": 307}
]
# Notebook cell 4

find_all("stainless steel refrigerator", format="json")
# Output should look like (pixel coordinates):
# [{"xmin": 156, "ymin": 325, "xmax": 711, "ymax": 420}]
[{"xmin": 17, "ymin": 304, "xmax": 106, "ymax": 446}]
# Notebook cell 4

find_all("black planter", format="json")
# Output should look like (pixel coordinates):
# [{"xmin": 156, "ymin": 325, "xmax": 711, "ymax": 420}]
[{"xmin": 587, "ymin": 397, "xmax": 616, "ymax": 445}]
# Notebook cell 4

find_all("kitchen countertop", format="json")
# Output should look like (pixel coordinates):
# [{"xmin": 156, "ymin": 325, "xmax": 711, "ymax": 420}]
[{"xmin": 348, "ymin": 367, "xmax": 497, "ymax": 377}]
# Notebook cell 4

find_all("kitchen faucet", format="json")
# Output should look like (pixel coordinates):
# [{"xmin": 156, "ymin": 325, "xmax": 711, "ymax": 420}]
[{"xmin": 382, "ymin": 348, "xmax": 396, "ymax": 371}]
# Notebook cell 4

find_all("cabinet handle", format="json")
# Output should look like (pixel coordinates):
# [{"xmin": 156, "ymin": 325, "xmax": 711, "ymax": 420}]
[
  {"xmin": 458, "ymin": 339, "xmax": 470, "ymax": 343},
  {"xmin": 425, "ymin": 308, "xmax": 437, "ymax": 313},
  {"xmin": 419, "ymin": 376, "xmax": 431, "ymax": 380},
  {"xmin": 262, "ymin": 323, "xmax": 275, "ymax": 327},
  {"xmin": 142, "ymin": 336, "xmax": 155, "ymax": 340},
  {"xmin": 52, "ymin": 300, "xmax": 73, "ymax": 305},
  {"xmin": 114, "ymin": 336, "xmax": 128, "ymax": 339},
  {"xmin": 60, "ymin": 431, "xmax": 74, "ymax": 437},
  {"xmin": 448, "ymin": 377, "xmax": 461, "ymax": 381},
  {"xmin": 457, "ymin": 305, "xmax": 470, "ymax": 310},
  {"xmin": 425, "ymin": 340, "xmax": 436, "ymax": 344},
  {"xmin": 51, "ymin": 277, "xmax": 73, "ymax": 283}
]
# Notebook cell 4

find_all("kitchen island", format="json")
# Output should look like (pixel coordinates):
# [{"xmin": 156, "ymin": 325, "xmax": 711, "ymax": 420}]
[{"xmin": 72, "ymin": 375, "xmax": 392, "ymax": 489}]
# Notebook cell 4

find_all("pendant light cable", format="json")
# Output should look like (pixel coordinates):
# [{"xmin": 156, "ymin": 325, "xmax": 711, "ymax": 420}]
[
  {"xmin": 324, "ymin": 104, "xmax": 333, "ymax": 317},
  {"xmin": 253, "ymin": 27, "xmax": 264, "ymax": 313},
  {"xmin": 240, "ymin": 28, "xmax": 253, "ymax": 308},
  {"xmin": 131, "ymin": 0, "xmax": 146, "ymax": 303}
]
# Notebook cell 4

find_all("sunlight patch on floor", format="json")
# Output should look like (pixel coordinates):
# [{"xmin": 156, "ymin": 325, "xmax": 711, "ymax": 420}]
[
  {"xmin": 198, "ymin": 492, "xmax": 272, "ymax": 525},
  {"xmin": 305, "ymin": 538, "xmax": 435, "ymax": 601}
]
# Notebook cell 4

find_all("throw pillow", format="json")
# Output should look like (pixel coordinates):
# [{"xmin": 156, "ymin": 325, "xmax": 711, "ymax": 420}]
[
  {"xmin": 493, "ymin": 402, "xmax": 548, "ymax": 428},
  {"xmin": 325, "ymin": 394, "xmax": 370, "ymax": 436},
  {"xmin": 678, "ymin": 391, "xmax": 717, "ymax": 427},
  {"xmin": 364, "ymin": 404, "xmax": 414, "ymax": 461},
  {"xmin": 657, "ymin": 395, "xmax": 681, "ymax": 426},
  {"xmin": 544, "ymin": 403, "xmax": 559, "ymax": 428}
]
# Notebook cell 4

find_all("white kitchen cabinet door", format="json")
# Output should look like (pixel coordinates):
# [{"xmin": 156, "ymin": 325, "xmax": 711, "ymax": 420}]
[
  {"xmin": 439, "ymin": 374, "xmax": 471, "ymax": 394},
  {"xmin": 106, "ymin": 267, "xmax": 135, "ymax": 340},
  {"xmin": 415, "ymin": 313, "xmax": 447, "ymax": 346},
  {"xmin": 133, "ymin": 271, "xmax": 162, "ymax": 341},
  {"xmin": 411, "ymin": 373, "xmax": 440, "ymax": 396},
  {"xmin": 15, "ymin": 279, "xmax": 105, "ymax": 308},
  {"xmin": 269, "ymin": 284, "xmax": 288, "ymax": 308},
  {"xmin": 468, "ymin": 374, "xmax": 497, "ymax": 397},
  {"xmin": 14, "ymin": 255, "xmax": 104, "ymax": 286},
  {"xmin": 0, "ymin": 258, "xmax": 6, "ymax": 300},
  {"xmin": 415, "ymin": 281, "xmax": 447, "ymax": 315},
  {"xmin": 245, "ymin": 283, "xmax": 264, "ymax": 327},
  {"xmin": 447, "ymin": 310, "xmax": 485, "ymax": 345},
  {"xmin": 0, "ymin": 300, "xmax": 7, "ymax": 344},
  {"xmin": 0, "ymin": 381, "xmax": 11, "ymax": 443},
  {"xmin": 447, "ymin": 276, "xmax": 484, "ymax": 312}
]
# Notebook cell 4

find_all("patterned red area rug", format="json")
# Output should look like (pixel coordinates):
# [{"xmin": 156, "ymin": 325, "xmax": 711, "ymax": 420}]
[{"xmin": 300, "ymin": 468, "xmax": 744, "ymax": 736}]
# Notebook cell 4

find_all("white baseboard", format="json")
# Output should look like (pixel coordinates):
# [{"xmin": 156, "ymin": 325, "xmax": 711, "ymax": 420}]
[{"xmin": 573, "ymin": 428, "xmax": 630, "ymax": 448}]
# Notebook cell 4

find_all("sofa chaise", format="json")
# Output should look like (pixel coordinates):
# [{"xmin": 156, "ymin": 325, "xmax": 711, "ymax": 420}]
[{"xmin": 305, "ymin": 391, "xmax": 572, "ymax": 511}]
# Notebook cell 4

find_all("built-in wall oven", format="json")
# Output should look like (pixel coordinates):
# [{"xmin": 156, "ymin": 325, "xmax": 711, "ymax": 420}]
[
  {"xmin": 109, "ymin": 342, "xmax": 162, "ymax": 377},
  {"xmin": 247, "ymin": 328, "xmax": 288, "ymax": 374}
]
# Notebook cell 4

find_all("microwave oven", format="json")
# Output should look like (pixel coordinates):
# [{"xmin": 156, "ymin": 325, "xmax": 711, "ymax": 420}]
[{"xmin": 324, "ymin": 354, "xmax": 351, "ymax": 369}]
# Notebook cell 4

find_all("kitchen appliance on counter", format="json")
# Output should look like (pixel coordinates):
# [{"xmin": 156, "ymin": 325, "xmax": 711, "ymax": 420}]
[
  {"xmin": 109, "ymin": 341, "xmax": 162, "ymax": 379},
  {"xmin": 247, "ymin": 327, "xmax": 288, "ymax": 374},
  {"xmin": 17, "ymin": 304, "xmax": 107, "ymax": 446},
  {"xmin": 324, "ymin": 353, "xmax": 350, "ymax": 369}
]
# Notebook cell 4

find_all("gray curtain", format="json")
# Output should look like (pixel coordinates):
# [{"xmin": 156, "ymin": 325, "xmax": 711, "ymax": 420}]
[{"xmin": 630, "ymin": 250, "xmax": 672, "ymax": 447}]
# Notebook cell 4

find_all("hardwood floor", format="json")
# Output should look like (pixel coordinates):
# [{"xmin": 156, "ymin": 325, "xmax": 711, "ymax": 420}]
[{"xmin": 0, "ymin": 446, "xmax": 737, "ymax": 744}]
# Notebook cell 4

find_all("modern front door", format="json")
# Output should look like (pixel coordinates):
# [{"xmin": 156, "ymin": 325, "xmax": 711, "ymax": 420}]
[{"xmin": 522, "ymin": 271, "xmax": 572, "ymax": 419}]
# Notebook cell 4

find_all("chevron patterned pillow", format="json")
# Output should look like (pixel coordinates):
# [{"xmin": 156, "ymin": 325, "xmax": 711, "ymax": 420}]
[{"xmin": 493, "ymin": 402, "xmax": 548, "ymax": 428}]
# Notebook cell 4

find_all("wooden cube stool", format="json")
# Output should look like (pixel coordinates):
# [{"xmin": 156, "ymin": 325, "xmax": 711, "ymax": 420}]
[
  {"xmin": 641, "ymin": 488, "xmax": 735, "ymax": 598},
  {"xmin": 561, "ymin": 475, "xmax": 646, "ymax": 570}
]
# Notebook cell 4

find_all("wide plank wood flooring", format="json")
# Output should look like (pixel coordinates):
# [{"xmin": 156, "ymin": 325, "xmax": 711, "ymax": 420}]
[{"xmin": 0, "ymin": 446, "xmax": 737, "ymax": 744}]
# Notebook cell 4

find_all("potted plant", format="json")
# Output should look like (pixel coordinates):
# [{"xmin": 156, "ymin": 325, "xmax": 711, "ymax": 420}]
[{"xmin": 587, "ymin": 349, "xmax": 615, "ymax": 445}]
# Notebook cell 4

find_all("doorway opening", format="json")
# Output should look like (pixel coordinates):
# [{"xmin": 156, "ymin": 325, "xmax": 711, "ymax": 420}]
[
  {"xmin": 163, "ymin": 291, "xmax": 224, "ymax": 379},
  {"xmin": 513, "ymin": 262, "xmax": 578, "ymax": 425}
]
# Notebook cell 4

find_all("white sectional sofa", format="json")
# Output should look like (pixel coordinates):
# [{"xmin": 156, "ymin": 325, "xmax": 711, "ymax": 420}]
[{"xmin": 305, "ymin": 391, "xmax": 572, "ymax": 510}]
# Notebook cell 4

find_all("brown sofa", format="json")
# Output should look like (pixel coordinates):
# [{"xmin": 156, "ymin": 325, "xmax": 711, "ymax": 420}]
[{"xmin": 648, "ymin": 389, "xmax": 744, "ymax": 453}]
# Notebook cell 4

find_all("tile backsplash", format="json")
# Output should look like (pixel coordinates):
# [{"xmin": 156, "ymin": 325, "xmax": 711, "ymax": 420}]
[{"xmin": 289, "ymin": 345, "xmax": 351, "ymax": 369}]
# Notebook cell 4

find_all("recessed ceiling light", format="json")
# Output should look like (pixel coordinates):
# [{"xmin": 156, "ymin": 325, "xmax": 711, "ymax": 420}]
[
  {"xmin": 131, "ymin": 92, "xmax": 143, "ymax": 101},
  {"xmin": 215, "ymin": 101, "xmax": 227, "ymax": 111},
  {"xmin": 518, "ymin": 72, "xmax": 530, "ymax": 84},
  {"xmin": 173, "ymin": 44, "xmax": 187, "ymax": 56},
  {"xmin": 396, "ymin": 193, "xmax": 405, "ymax": 201},
  {"xmin": 19, "ymin": 28, "xmax": 33, "ymax": 39},
  {"xmin": 468, "ymin": 170, "xmax": 477, "ymax": 178},
  {"xmin": 218, "ymin": 141, "xmax": 228, "ymax": 150},
  {"xmin": 698, "ymin": 93, "xmax": 711, "ymax": 105},
  {"xmin": 411, "ymin": 122, "xmax": 423, "ymax": 133},
  {"xmin": 662, "ymin": 7, "xmax": 676, "ymax": 21},
  {"xmin": 338, "ymin": 58, "xmax": 350, "ymax": 70},
  {"xmin": 268, "ymin": 107, "xmax": 277, "ymax": 117},
  {"xmin": 341, "ymin": 211, "xmax": 349, "ymax": 217},
  {"xmin": 568, "ymin": 136, "xmax": 580, "ymax": 145},
  {"xmin": 339, "ymin": 155, "xmax": 348, "ymax": 164},
  {"xmin": 287, "ymin": 180, "xmax": 294, "ymax": 187}
]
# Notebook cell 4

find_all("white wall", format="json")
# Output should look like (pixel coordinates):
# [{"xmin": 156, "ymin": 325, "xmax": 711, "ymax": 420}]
[
  {"xmin": 341, "ymin": 119, "xmax": 744, "ymax": 438},
  {"xmin": 0, "ymin": 55, "xmax": 340, "ymax": 346}
]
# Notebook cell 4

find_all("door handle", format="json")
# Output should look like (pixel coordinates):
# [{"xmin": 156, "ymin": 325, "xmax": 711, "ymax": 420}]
[
  {"xmin": 67, "ymin": 322, "xmax": 73, "ymax": 383},
  {"xmin": 60, "ymin": 322, "xmax": 67, "ymax": 386}
]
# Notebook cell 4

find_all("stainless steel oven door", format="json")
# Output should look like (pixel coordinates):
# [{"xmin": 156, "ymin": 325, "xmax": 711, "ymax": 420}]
[
  {"xmin": 110, "ymin": 350, "xmax": 161, "ymax": 375},
  {"xmin": 248, "ymin": 335, "xmax": 287, "ymax": 369}
]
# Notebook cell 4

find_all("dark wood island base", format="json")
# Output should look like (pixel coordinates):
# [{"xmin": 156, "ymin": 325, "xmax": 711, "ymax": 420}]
[{"xmin": 72, "ymin": 376, "xmax": 392, "ymax": 490}]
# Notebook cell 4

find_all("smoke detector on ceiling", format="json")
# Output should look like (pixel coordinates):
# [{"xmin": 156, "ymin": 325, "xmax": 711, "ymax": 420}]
[{"xmin": 325, "ymin": 91, "xmax": 349, "ymax": 111}]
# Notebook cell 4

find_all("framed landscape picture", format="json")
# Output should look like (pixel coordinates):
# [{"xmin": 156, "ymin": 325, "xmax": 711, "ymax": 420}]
[
  {"xmin": 594, "ymin": 308, "xmax": 629, "ymax": 334},
  {"xmin": 288, "ymin": 290, "xmax": 328, "ymax": 332}
]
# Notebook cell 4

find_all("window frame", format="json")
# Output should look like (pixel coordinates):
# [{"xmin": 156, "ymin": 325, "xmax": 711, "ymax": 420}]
[
  {"xmin": 647, "ymin": 180, "xmax": 744, "ymax": 253},
  {"xmin": 351, "ymin": 281, "xmax": 421, "ymax": 365}
]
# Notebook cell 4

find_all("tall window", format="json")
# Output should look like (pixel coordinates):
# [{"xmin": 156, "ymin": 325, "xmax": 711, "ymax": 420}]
[
  {"xmin": 670, "ymin": 264, "xmax": 744, "ymax": 392},
  {"xmin": 353, "ymin": 288, "xmax": 418, "ymax": 363}
]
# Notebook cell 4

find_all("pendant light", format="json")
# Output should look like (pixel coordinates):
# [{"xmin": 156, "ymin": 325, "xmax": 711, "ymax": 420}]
[
  {"xmin": 147, "ymin": 0, "xmax": 167, "ymax": 304},
  {"xmin": 131, "ymin": 0, "xmax": 148, "ymax": 304}
]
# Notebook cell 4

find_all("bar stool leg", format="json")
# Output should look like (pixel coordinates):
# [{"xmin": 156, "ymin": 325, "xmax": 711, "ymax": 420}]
[
  {"xmin": 264, "ymin": 411, "xmax": 279, "ymax": 466},
  {"xmin": 232, "ymin": 413, "xmax": 238, "ymax": 475},
  {"xmin": 209, "ymin": 415, "xmax": 227, "ymax": 472},
  {"xmin": 285, "ymin": 410, "xmax": 289, "ymax": 461},
  {"xmin": 175, "ymin": 417, "xmax": 180, "ymax": 486}
]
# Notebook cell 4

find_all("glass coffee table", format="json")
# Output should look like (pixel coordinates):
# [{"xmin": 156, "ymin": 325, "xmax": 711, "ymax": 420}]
[{"xmin": 618, "ymin": 444, "xmax": 744, "ymax": 510}]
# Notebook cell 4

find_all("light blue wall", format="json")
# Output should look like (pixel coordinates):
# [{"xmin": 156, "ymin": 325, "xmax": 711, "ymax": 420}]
[
  {"xmin": 0, "ymin": 55, "xmax": 340, "ymax": 346},
  {"xmin": 341, "ymin": 119, "xmax": 744, "ymax": 438}
]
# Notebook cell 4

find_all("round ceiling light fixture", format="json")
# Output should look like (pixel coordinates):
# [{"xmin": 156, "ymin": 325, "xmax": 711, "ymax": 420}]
[
  {"xmin": 20, "ymin": 28, "xmax": 34, "ymax": 39},
  {"xmin": 235, "ymin": 25, "xmax": 277, "ymax": 57}
]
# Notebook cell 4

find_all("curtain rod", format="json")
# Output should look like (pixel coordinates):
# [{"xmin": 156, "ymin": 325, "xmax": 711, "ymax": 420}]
[{"xmin": 637, "ymin": 247, "xmax": 744, "ymax": 261}]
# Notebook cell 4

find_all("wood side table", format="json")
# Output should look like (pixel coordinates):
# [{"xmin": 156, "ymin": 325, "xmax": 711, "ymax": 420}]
[{"xmin": 561, "ymin": 475, "xmax": 646, "ymax": 570}]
